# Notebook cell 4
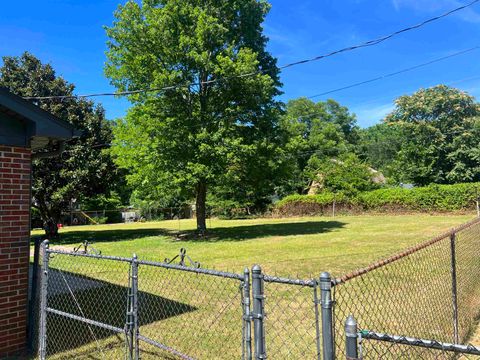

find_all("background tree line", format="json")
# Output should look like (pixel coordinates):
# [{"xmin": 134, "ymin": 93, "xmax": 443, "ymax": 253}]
[{"xmin": 1, "ymin": 0, "xmax": 480, "ymax": 235}]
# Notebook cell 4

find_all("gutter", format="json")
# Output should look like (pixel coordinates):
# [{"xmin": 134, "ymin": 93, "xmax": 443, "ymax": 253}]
[{"xmin": 32, "ymin": 141, "xmax": 66, "ymax": 159}]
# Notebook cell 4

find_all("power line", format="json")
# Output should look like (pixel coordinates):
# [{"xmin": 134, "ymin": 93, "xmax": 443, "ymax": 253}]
[
  {"xmin": 279, "ymin": 0, "xmax": 480, "ymax": 70},
  {"xmin": 39, "ymin": 63, "xmax": 480, "ymax": 142},
  {"xmin": 307, "ymin": 46, "xmax": 480, "ymax": 98},
  {"xmin": 75, "ymin": 71, "xmax": 480, "ymax": 152},
  {"xmin": 297, "ymin": 72, "xmax": 480, "ymax": 119},
  {"xmin": 23, "ymin": 0, "xmax": 480, "ymax": 101}
]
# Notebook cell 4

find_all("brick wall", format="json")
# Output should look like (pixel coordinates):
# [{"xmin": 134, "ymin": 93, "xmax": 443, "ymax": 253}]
[{"xmin": 0, "ymin": 146, "xmax": 31, "ymax": 357}]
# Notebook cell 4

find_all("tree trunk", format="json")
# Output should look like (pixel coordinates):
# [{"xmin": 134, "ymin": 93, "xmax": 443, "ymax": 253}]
[
  {"xmin": 44, "ymin": 217, "xmax": 59, "ymax": 239},
  {"xmin": 196, "ymin": 181, "xmax": 207, "ymax": 234}
]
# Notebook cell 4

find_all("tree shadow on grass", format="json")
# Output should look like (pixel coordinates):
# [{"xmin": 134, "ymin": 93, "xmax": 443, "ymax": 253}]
[
  {"xmin": 44, "ymin": 268, "xmax": 195, "ymax": 356},
  {"xmin": 184, "ymin": 220, "xmax": 347, "ymax": 242},
  {"xmin": 32, "ymin": 228, "xmax": 172, "ymax": 246},
  {"xmin": 32, "ymin": 220, "xmax": 346, "ymax": 246}
]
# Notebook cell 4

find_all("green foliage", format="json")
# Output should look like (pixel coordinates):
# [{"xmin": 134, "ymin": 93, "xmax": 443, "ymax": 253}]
[
  {"xmin": 106, "ymin": 0, "xmax": 283, "ymax": 231},
  {"xmin": 276, "ymin": 192, "xmax": 346, "ymax": 208},
  {"xmin": 305, "ymin": 153, "xmax": 379, "ymax": 196},
  {"xmin": 381, "ymin": 85, "xmax": 480, "ymax": 185},
  {"xmin": 31, "ymin": 207, "xmax": 43, "ymax": 229},
  {"xmin": 0, "ymin": 52, "xmax": 122, "ymax": 237},
  {"xmin": 358, "ymin": 123, "xmax": 403, "ymax": 179},
  {"xmin": 206, "ymin": 194, "xmax": 261, "ymax": 219},
  {"xmin": 82, "ymin": 192, "xmax": 123, "ymax": 211},
  {"xmin": 91, "ymin": 216, "xmax": 109, "ymax": 225},
  {"xmin": 276, "ymin": 182, "xmax": 480, "ymax": 213},
  {"xmin": 277, "ymin": 97, "xmax": 359, "ymax": 195}
]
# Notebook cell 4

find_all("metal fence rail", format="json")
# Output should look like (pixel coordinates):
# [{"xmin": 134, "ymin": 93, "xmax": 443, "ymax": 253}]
[
  {"xmin": 38, "ymin": 242, "xmax": 249, "ymax": 360},
  {"xmin": 343, "ymin": 316, "xmax": 480, "ymax": 359},
  {"xmin": 332, "ymin": 217, "xmax": 480, "ymax": 359},
  {"xmin": 35, "ymin": 216, "xmax": 480, "ymax": 359}
]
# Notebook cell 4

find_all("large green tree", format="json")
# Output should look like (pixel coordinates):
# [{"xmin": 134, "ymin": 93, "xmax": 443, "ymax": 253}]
[
  {"xmin": 278, "ymin": 97, "xmax": 359, "ymax": 194},
  {"xmin": 0, "ymin": 52, "xmax": 119, "ymax": 237},
  {"xmin": 106, "ymin": 0, "xmax": 283, "ymax": 232},
  {"xmin": 384, "ymin": 85, "xmax": 480, "ymax": 185}
]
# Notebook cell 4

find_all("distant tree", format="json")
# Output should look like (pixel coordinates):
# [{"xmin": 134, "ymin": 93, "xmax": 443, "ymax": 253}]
[
  {"xmin": 278, "ymin": 97, "xmax": 358, "ymax": 194},
  {"xmin": 385, "ymin": 85, "xmax": 480, "ymax": 185},
  {"xmin": 0, "ymin": 52, "xmax": 119, "ymax": 237},
  {"xmin": 106, "ymin": 0, "xmax": 283, "ymax": 232},
  {"xmin": 305, "ymin": 153, "xmax": 378, "ymax": 196},
  {"xmin": 358, "ymin": 123, "xmax": 403, "ymax": 178}
]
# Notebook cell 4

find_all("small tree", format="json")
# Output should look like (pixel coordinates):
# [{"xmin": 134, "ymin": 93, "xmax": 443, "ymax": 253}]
[{"xmin": 0, "ymin": 52, "xmax": 118, "ymax": 238}]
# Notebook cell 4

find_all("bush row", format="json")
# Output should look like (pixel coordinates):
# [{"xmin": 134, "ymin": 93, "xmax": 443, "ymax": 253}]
[{"xmin": 275, "ymin": 183, "xmax": 480, "ymax": 216}]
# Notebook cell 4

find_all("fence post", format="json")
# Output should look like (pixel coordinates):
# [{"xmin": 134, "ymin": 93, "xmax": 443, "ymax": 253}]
[
  {"xmin": 450, "ymin": 232, "xmax": 459, "ymax": 343},
  {"xmin": 320, "ymin": 272, "xmax": 335, "ymax": 360},
  {"xmin": 314, "ymin": 280, "xmax": 321, "ymax": 360},
  {"xmin": 132, "ymin": 254, "xmax": 140, "ymax": 360},
  {"xmin": 252, "ymin": 265, "xmax": 266, "ymax": 360},
  {"xmin": 243, "ymin": 268, "xmax": 253, "ymax": 360},
  {"xmin": 27, "ymin": 236, "xmax": 42, "ymax": 353},
  {"xmin": 38, "ymin": 240, "xmax": 50, "ymax": 360},
  {"xmin": 345, "ymin": 315, "xmax": 359, "ymax": 360}
]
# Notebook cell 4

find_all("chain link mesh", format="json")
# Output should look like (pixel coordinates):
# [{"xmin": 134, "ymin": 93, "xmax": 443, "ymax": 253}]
[
  {"xmin": 360, "ymin": 338, "xmax": 480, "ymax": 359},
  {"xmin": 40, "ymin": 249, "xmax": 245, "ymax": 359},
  {"xmin": 136, "ymin": 261, "xmax": 244, "ymax": 359},
  {"xmin": 262, "ymin": 277, "xmax": 319, "ymax": 359},
  {"xmin": 44, "ymin": 251, "xmax": 131, "ymax": 359},
  {"xmin": 37, "ymin": 217, "xmax": 480, "ymax": 359},
  {"xmin": 454, "ymin": 223, "xmax": 480, "ymax": 343},
  {"xmin": 333, "ymin": 219, "xmax": 480, "ymax": 359}
]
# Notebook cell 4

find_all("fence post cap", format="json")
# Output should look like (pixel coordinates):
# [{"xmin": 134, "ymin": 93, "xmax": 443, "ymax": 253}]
[
  {"xmin": 252, "ymin": 264, "xmax": 262, "ymax": 273},
  {"xmin": 345, "ymin": 315, "xmax": 358, "ymax": 336},
  {"xmin": 320, "ymin": 272, "xmax": 331, "ymax": 281},
  {"xmin": 244, "ymin": 267, "xmax": 250, "ymax": 275}
]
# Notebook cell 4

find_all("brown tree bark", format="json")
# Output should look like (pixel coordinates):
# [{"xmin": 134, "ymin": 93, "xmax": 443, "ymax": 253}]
[
  {"xmin": 43, "ymin": 217, "xmax": 59, "ymax": 239},
  {"xmin": 195, "ymin": 181, "xmax": 207, "ymax": 234}
]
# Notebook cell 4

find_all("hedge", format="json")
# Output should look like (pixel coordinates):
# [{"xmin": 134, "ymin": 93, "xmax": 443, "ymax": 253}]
[{"xmin": 275, "ymin": 183, "xmax": 480, "ymax": 216}]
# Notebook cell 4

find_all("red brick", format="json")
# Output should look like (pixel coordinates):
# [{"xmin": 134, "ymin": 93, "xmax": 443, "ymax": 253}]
[{"xmin": 0, "ymin": 146, "xmax": 31, "ymax": 357}]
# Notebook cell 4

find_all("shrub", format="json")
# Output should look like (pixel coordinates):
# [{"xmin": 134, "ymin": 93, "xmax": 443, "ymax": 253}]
[
  {"xmin": 91, "ymin": 216, "xmax": 108, "ymax": 224},
  {"xmin": 275, "ymin": 183, "xmax": 480, "ymax": 216},
  {"xmin": 106, "ymin": 211, "xmax": 123, "ymax": 224}
]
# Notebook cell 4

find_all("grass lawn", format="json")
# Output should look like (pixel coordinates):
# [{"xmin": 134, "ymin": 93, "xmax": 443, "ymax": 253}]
[
  {"xmin": 33, "ymin": 213, "xmax": 474, "ymax": 278},
  {"xmin": 34, "ymin": 214, "xmax": 479, "ymax": 359}
]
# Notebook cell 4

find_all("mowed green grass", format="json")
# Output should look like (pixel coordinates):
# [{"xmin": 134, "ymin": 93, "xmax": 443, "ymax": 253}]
[
  {"xmin": 33, "ymin": 214, "xmax": 478, "ymax": 359},
  {"xmin": 33, "ymin": 213, "xmax": 474, "ymax": 278}
]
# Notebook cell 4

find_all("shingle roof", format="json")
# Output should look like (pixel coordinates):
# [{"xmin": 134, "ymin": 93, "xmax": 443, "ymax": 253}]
[{"xmin": 0, "ymin": 87, "xmax": 79, "ymax": 150}]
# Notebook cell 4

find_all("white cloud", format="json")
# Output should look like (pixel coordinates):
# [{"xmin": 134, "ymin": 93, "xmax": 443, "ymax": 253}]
[
  {"xmin": 391, "ymin": 0, "xmax": 480, "ymax": 23},
  {"xmin": 353, "ymin": 103, "xmax": 395, "ymax": 127}
]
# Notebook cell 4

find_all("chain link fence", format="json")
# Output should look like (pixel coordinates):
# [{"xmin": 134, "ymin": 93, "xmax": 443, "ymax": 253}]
[
  {"xmin": 34, "ymin": 217, "xmax": 480, "ymax": 359},
  {"xmin": 335, "ymin": 217, "xmax": 480, "ymax": 359}
]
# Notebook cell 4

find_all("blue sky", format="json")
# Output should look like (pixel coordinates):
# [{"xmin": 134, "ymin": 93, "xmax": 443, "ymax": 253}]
[{"xmin": 1, "ymin": 0, "xmax": 480, "ymax": 127}]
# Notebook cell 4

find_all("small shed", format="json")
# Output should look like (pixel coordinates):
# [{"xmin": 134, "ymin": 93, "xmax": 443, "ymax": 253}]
[{"xmin": 0, "ymin": 87, "xmax": 77, "ymax": 357}]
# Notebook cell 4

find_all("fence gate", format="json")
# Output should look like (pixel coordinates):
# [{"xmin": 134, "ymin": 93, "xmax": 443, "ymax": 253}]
[{"xmin": 38, "ymin": 241, "xmax": 249, "ymax": 360}]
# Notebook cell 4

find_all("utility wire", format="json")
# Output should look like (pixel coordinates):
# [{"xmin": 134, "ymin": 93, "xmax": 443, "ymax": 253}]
[
  {"xmin": 23, "ymin": 0, "xmax": 480, "ymax": 101},
  {"xmin": 76, "ymin": 71, "xmax": 480, "ymax": 152},
  {"xmin": 71, "ymin": 71, "xmax": 480, "ymax": 148},
  {"xmin": 308, "ymin": 46, "xmax": 480, "ymax": 98},
  {"xmin": 289, "ymin": 72, "xmax": 480, "ymax": 122},
  {"xmin": 279, "ymin": 0, "xmax": 480, "ymax": 70}
]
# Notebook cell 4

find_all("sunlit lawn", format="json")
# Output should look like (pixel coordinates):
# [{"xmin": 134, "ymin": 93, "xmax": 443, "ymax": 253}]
[
  {"xmin": 32, "ymin": 213, "xmax": 474, "ymax": 278},
  {"xmin": 33, "ymin": 213, "xmax": 479, "ymax": 359}
]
